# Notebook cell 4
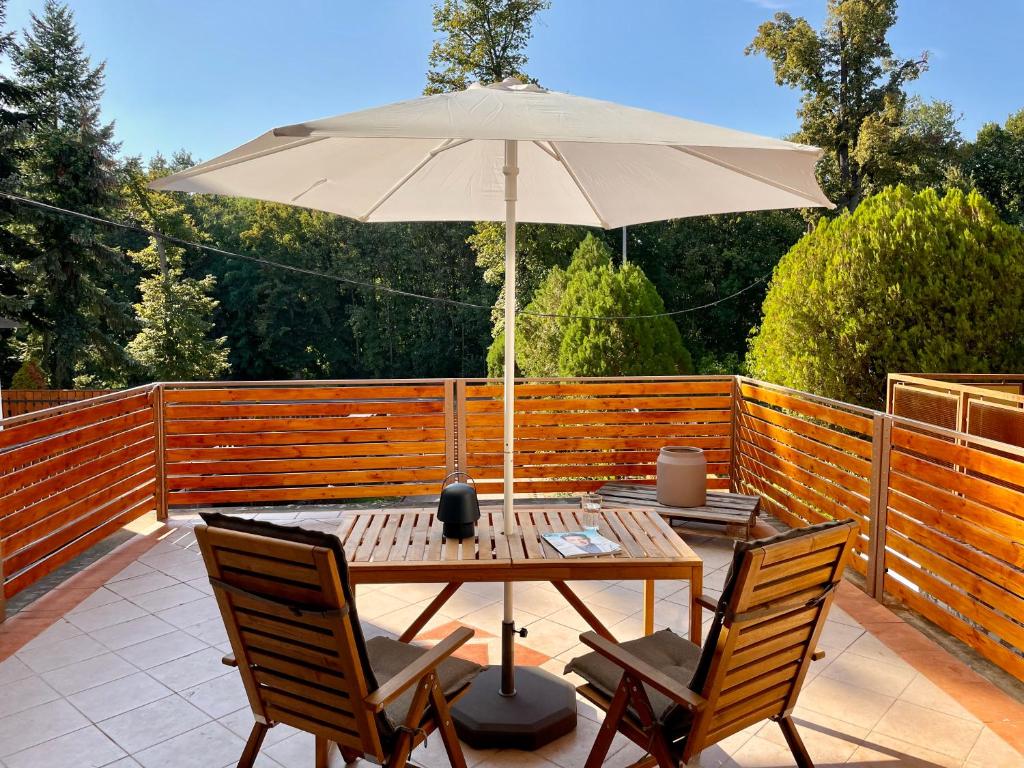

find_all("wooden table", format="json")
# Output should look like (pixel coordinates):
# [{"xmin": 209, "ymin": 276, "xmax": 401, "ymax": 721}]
[
  {"xmin": 598, "ymin": 482, "xmax": 761, "ymax": 539},
  {"xmin": 337, "ymin": 504, "xmax": 703, "ymax": 645}
]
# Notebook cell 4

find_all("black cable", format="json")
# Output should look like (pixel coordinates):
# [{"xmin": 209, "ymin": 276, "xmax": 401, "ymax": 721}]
[{"xmin": 0, "ymin": 191, "xmax": 772, "ymax": 321}]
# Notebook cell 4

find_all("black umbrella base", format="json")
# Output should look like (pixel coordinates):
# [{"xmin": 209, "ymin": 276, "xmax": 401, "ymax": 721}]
[{"xmin": 451, "ymin": 665, "xmax": 577, "ymax": 750}]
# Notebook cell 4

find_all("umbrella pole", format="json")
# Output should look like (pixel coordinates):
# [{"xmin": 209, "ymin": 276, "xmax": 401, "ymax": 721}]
[
  {"xmin": 501, "ymin": 138, "xmax": 518, "ymax": 697},
  {"xmin": 451, "ymin": 140, "xmax": 577, "ymax": 750}
]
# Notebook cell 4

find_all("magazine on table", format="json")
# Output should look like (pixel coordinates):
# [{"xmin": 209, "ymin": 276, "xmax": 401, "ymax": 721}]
[{"xmin": 541, "ymin": 530, "xmax": 621, "ymax": 558}]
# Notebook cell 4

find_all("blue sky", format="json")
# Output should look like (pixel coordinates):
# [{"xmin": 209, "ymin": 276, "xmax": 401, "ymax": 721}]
[{"xmin": 4, "ymin": 0, "xmax": 1022, "ymax": 162}]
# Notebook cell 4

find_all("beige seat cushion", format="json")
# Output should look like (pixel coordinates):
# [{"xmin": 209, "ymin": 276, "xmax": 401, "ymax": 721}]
[
  {"xmin": 565, "ymin": 628, "xmax": 700, "ymax": 730},
  {"xmin": 366, "ymin": 636, "xmax": 482, "ymax": 731}
]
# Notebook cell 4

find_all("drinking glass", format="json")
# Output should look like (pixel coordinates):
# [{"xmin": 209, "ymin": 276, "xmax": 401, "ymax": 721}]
[{"xmin": 581, "ymin": 493, "xmax": 602, "ymax": 530}]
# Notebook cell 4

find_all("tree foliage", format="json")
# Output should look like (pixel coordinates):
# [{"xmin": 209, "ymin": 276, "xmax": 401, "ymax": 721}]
[
  {"xmin": 961, "ymin": 109, "xmax": 1024, "ymax": 228},
  {"xmin": 121, "ymin": 161, "xmax": 229, "ymax": 382},
  {"xmin": 9, "ymin": 0, "xmax": 131, "ymax": 386},
  {"xmin": 747, "ymin": 186, "xmax": 1024, "ymax": 407},
  {"xmin": 746, "ymin": 0, "xmax": 948, "ymax": 211},
  {"xmin": 488, "ymin": 234, "xmax": 691, "ymax": 377},
  {"xmin": 425, "ymin": 0, "xmax": 549, "ymax": 94}
]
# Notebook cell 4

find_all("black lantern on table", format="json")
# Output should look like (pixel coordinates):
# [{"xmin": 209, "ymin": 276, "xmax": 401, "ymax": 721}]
[{"xmin": 437, "ymin": 472, "xmax": 481, "ymax": 539}]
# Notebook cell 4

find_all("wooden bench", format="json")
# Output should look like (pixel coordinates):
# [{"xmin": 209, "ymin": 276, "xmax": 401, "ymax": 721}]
[{"xmin": 597, "ymin": 482, "xmax": 761, "ymax": 539}]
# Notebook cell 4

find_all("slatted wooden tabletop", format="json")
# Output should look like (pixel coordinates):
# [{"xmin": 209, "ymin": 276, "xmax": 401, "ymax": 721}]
[
  {"xmin": 598, "ymin": 482, "xmax": 761, "ymax": 538},
  {"xmin": 337, "ymin": 504, "xmax": 704, "ymax": 642}
]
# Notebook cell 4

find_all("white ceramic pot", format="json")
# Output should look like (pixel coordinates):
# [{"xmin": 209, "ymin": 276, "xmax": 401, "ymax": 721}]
[{"xmin": 656, "ymin": 446, "xmax": 707, "ymax": 508}]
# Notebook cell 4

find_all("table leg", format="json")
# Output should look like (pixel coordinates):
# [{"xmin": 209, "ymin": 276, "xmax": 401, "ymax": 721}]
[
  {"xmin": 551, "ymin": 581, "xmax": 615, "ymax": 641},
  {"xmin": 643, "ymin": 580, "xmax": 655, "ymax": 636},
  {"xmin": 398, "ymin": 582, "xmax": 463, "ymax": 643},
  {"xmin": 689, "ymin": 567, "xmax": 703, "ymax": 645}
]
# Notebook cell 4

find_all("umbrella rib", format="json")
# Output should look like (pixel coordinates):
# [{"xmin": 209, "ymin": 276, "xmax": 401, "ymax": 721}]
[
  {"xmin": 545, "ymin": 141, "xmax": 609, "ymax": 229},
  {"xmin": 359, "ymin": 137, "xmax": 472, "ymax": 221},
  {"xmin": 670, "ymin": 146, "xmax": 831, "ymax": 208},
  {"xmin": 152, "ymin": 137, "xmax": 327, "ymax": 183}
]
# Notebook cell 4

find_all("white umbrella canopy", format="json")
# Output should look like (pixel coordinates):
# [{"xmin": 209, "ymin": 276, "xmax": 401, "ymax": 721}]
[
  {"xmin": 151, "ymin": 78, "xmax": 832, "ymax": 225},
  {"xmin": 152, "ymin": 78, "xmax": 831, "ymax": 726}
]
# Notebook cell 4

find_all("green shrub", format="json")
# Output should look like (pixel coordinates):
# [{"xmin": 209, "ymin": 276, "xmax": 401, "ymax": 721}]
[
  {"xmin": 747, "ymin": 186, "xmax": 1024, "ymax": 406},
  {"xmin": 11, "ymin": 358, "xmax": 48, "ymax": 389}
]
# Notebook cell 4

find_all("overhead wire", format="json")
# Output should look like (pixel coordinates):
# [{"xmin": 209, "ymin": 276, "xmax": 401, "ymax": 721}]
[{"xmin": 0, "ymin": 191, "xmax": 772, "ymax": 321}]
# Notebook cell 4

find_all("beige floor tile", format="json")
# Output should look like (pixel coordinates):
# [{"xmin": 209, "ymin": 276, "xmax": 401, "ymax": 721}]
[
  {"xmin": 218, "ymin": 708, "xmax": 297, "ymax": 748},
  {"xmin": 545, "ymin": 603, "xmax": 628, "ymax": 632},
  {"xmin": 353, "ymin": 590, "xmax": 410, "ymax": 620},
  {"xmin": 116, "ymin": 629, "xmax": 208, "ymax": 669},
  {"xmin": 729, "ymin": 734, "xmax": 817, "ymax": 767},
  {"xmin": 147, "ymin": 647, "xmax": 233, "ymax": 692},
  {"xmin": 154, "ymin": 595, "xmax": 221, "ymax": 629},
  {"xmin": 2, "ymin": 724, "xmax": 125, "ymax": 768},
  {"xmin": 872, "ymin": 700, "xmax": 984, "ymax": 760},
  {"xmin": 89, "ymin": 614, "xmax": 176, "ymax": 651},
  {"xmin": 0, "ymin": 656, "xmax": 34, "ymax": 685},
  {"xmin": 370, "ymin": 601, "xmax": 455, "ymax": 637},
  {"xmin": 68, "ymin": 671, "xmax": 172, "ymax": 722},
  {"xmin": 756, "ymin": 710, "xmax": 867, "ymax": 765},
  {"xmin": 105, "ymin": 571, "xmax": 178, "ymax": 599},
  {"xmin": 180, "ymin": 671, "xmax": 249, "ymax": 719},
  {"xmin": 183, "ymin": 616, "xmax": 230, "ymax": 646},
  {"xmin": 127, "ymin": 583, "xmax": 207, "ymax": 613},
  {"xmin": 17, "ymin": 633, "xmax": 108, "ymax": 674},
  {"xmin": 0, "ymin": 699, "xmax": 90, "ymax": 757},
  {"xmin": 461, "ymin": 600, "xmax": 542, "ymax": 631},
  {"xmin": 798, "ymin": 674, "xmax": 895, "ymax": 730},
  {"xmin": 816, "ymin": 619, "xmax": 865, "ymax": 652},
  {"xmin": 845, "ymin": 631, "xmax": 907, "ymax": 665},
  {"xmin": 586, "ymin": 584, "xmax": 647, "ymax": 614},
  {"xmin": 847, "ymin": 730, "xmax": 962, "ymax": 767},
  {"xmin": 563, "ymin": 579, "xmax": 615, "ymax": 597},
  {"xmin": 965, "ymin": 726, "xmax": 1023, "ymax": 767},
  {"xmin": 68, "ymin": 587, "xmax": 123, "ymax": 615},
  {"xmin": 898, "ymin": 674, "xmax": 979, "ymax": 721},
  {"xmin": 435, "ymin": 588, "xmax": 501, "ymax": 619},
  {"xmin": 97, "ymin": 694, "xmax": 210, "ymax": 754},
  {"xmin": 66, "ymin": 599, "xmax": 149, "ymax": 634},
  {"xmin": 18, "ymin": 619, "xmax": 83, "ymax": 651},
  {"xmin": 133, "ymin": 721, "xmax": 245, "ymax": 768},
  {"xmin": 819, "ymin": 649, "xmax": 916, "ymax": 698},
  {"xmin": 0, "ymin": 675, "xmax": 60, "ymax": 718},
  {"xmin": 473, "ymin": 748, "xmax": 561, "ymax": 768},
  {"xmin": 40, "ymin": 652, "xmax": 137, "ymax": 696},
  {"xmin": 515, "ymin": 619, "xmax": 585, "ymax": 658},
  {"xmin": 106, "ymin": 560, "xmax": 155, "ymax": 583}
]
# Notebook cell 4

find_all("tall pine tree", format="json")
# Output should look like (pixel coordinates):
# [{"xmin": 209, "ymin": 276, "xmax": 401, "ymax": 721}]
[
  {"xmin": 0, "ymin": 0, "xmax": 34, "ymax": 383},
  {"xmin": 12, "ymin": 0, "xmax": 131, "ymax": 387}
]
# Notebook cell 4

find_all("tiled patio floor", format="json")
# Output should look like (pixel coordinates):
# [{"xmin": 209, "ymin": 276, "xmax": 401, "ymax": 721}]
[{"xmin": 1, "ymin": 506, "xmax": 1021, "ymax": 768}]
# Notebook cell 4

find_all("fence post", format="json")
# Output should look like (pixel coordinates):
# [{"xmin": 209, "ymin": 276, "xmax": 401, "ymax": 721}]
[
  {"xmin": 866, "ymin": 414, "xmax": 892, "ymax": 599},
  {"xmin": 729, "ymin": 376, "xmax": 741, "ymax": 493},
  {"xmin": 153, "ymin": 383, "xmax": 168, "ymax": 521},
  {"xmin": 455, "ymin": 379, "xmax": 468, "ymax": 474},
  {"xmin": 0, "ymin": 535, "xmax": 6, "ymax": 623},
  {"xmin": 444, "ymin": 379, "xmax": 457, "ymax": 476}
]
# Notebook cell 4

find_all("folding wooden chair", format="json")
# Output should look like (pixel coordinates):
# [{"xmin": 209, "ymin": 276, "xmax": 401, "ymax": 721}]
[
  {"xmin": 195, "ymin": 513, "xmax": 482, "ymax": 768},
  {"xmin": 566, "ymin": 519, "xmax": 859, "ymax": 768}
]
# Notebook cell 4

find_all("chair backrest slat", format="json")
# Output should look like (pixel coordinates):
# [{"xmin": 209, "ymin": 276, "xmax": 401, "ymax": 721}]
[
  {"xmin": 685, "ymin": 520, "xmax": 858, "ymax": 760},
  {"xmin": 196, "ymin": 525, "xmax": 385, "ymax": 761}
]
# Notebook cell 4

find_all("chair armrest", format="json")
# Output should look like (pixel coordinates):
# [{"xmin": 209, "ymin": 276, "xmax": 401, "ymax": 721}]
[
  {"xmin": 222, "ymin": 654, "xmax": 237, "ymax": 667},
  {"xmin": 694, "ymin": 594, "xmax": 718, "ymax": 613},
  {"xmin": 579, "ymin": 632, "xmax": 706, "ymax": 712},
  {"xmin": 811, "ymin": 650, "xmax": 825, "ymax": 662},
  {"xmin": 365, "ymin": 627, "xmax": 475, "ymax": 712}
]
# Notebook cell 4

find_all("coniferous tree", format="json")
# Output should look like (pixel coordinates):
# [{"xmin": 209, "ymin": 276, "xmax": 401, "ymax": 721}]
[
  {"xmin": 11, "ymin": 0, "xmax": 131, "ymax": 386},
  {"xmin": 122, "ymin": 161, "xmax": 229, "ymax": 382},
  {"xmin": 0, "ymin": 0, "xmax": 34, "ymax": 383}
]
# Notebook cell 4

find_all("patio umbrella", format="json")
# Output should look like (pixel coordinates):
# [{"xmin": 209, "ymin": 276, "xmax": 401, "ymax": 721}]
[{"xmin": 151, "ymin": 77, "xmax": 832, "ymax": 747}]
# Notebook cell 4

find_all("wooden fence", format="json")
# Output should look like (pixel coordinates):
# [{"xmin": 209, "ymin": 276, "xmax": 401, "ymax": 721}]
[
  {"xmin": 459, "ymin": 377, "xmax": 734, "ymax": 495},
  {"xmin": 1, "ymin": 375, "xmax": 1022, "ymax": 687},
  {"xmin": 1, "ymin": 388, "xmax": 113, "ymax": 418},
  {"xmin": 161, "ymin": 380, "xmax": 455, "ymax": 509},
  {"xmin": 0, "ymin": 386, "xmax": 158, "ymax": 614},
  {"xmin": 734, "ymin": 376, "xmax": 1024, "ymax": 683}
]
